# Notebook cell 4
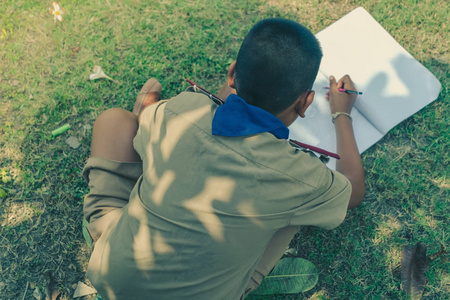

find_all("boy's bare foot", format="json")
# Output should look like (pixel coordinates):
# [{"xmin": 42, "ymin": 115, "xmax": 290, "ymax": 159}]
[{"xmin": 132, "ymin": 78, "xmax": 162, "ymax": 116}]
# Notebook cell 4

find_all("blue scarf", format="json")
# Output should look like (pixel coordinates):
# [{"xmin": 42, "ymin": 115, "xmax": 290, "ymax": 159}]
[{"xmin": 212, "ymin": 94, "xmax": 289, "ymax": 139}]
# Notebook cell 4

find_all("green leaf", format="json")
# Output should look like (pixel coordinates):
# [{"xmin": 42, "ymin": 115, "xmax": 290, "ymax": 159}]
[
  {"xmin": 2, "ymin": 176, "xmax": 11, "ymax": 184},
  {"xmin": 82, "ymin": 218, "xmax": 93, "ymax": 250},
  {"xmin": 250, "ymin": 257, "xmax": 318, "ymax": 295},
  {"xmin": 0, "ymin": 188, "xmax": 6, "ymax": 198},
  {"xmin": 1, "ymin": 169, "xmax": 11, "ymax": 183}
]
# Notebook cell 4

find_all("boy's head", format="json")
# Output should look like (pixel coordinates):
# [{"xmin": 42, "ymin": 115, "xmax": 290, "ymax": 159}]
[{"xmin": 233, "ymin": 18, "xmax": 322, "ymax": 116}]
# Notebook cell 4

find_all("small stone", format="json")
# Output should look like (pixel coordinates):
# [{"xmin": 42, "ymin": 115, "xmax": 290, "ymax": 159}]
[
  {"xmin": 83, "ymin": 124, "xmax": 92, "ymax": 130},
  {"xmin": 66, "ymin": 136, "xmax": 81, "ymax": 149}
]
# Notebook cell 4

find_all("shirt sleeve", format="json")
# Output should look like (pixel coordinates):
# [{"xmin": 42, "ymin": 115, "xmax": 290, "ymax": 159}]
[{"xmin": 289, "ymin": 168, "xmax": 351, "ymax": 230}]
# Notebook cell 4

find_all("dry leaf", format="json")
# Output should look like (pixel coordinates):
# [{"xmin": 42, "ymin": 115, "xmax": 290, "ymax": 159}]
[
  {"xmin": 83, "ymin": 124, "xmax": 92, "ymax": 137},
  {"xmin": 429, "ymin": 244, "xmax": 447, "ymax": 262},
  {"xmin": 401, "ymin": 242, "xmax": 429, "ymax": 299},
  {"xmin": 51, "ymin": 290, "xmax": 61, "ymax": 300},
  {"xmin": 45, "ymin": 271, "xmax": 61, "ymax": 300},
  {"xmin": 89, "ymin": 66, "xmax": 113, "ymax": 81},
  {"xmin": 73, "ymin": 282, "xmax": 97, "ymax": 298},
  {"xmin": 33, "ymin": 287, "xmax": 42, "ymax": 300}
]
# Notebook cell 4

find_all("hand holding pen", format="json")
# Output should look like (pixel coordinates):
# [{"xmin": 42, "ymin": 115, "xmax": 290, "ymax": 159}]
[{"xmin": 326, "ymin": 75, "xmax": 358, "ymax": 115}]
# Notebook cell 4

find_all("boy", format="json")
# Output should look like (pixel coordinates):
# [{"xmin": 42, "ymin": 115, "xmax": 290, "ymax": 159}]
[{"xmin": 83, "ymin": 18, "xmax": 365, "ymax": 299}]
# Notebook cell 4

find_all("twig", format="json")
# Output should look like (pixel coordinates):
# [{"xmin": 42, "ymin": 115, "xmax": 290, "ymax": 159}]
[{"xmin": 21, "ymin": 281, "xmax": 29, "ymax": 300}]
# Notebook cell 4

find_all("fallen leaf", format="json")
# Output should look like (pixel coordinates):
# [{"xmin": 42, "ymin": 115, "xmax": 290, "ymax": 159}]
[
  {"xmin": 283, "ymin": 247, "xmax": 299, "ymax": 257},
  {"xmin": 83, "ymin": 124, "xmax": 92, "ymax": 137},
  {"xmin": 251, "ymin": 257, "xmax": 318, "ymax": 295},
  {"xmin": 66, "ymin": 136, "xmax": 81, "ymax": 149},
  {"xmin": 73, "ymin": 282, "xmax": 97, "ymax": 298},
  {"xmin": 45, "ymin": 271, "xmax": 61, "ymax": 300},
  {"xmin": 52, "ymin": 290, "xmax": 61, "ymax": 300},
  {"xmin": 89, "ymin": 66, "xmax": 113, "ymax": 81},
  {"xmin": 429, "ymin": 244, "xmax": 447, "ymax": 262},
  {"xmin": 82, "ymin": 218, "xmax": 93, "ymax": 249},
  {"xmin": 33, "ymin": 287, "xmax": 42, "ymax": 300},
  {"xmin": 401, "ymin": 242, "xmax": 429, "ymax": 300},
  {"xmin": 2, "ymin": 175, "xmax": 11, "ymax": 183},
  {"xmin": 1, "ymin": 169, "xmax": 11, "ymax": 183}
]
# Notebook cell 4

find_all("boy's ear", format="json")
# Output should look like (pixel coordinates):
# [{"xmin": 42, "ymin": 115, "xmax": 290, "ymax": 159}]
[
  {"xmin": 227, "ymin": 61, "xmax": 237, "ymax": 89},
  {"xmin": 296, "ymin": 90, "xmax": 315, "ymax": 118}
]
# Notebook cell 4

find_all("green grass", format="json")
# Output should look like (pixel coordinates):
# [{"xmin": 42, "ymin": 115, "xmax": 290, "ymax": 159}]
[{"xmin": 0, "ymin": 0, "xmax": 448, "ymax": 299}]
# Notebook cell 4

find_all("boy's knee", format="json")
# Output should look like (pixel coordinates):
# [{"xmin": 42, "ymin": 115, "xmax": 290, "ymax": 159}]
[
  {"xmin": 94, "ymin": 108, "xmax": 138, "ymax": 131},
  {"xmin": 95, "ymin": 108, "xmax": 135, "ymax": 124},
  {"xmin": 90, "ymin": 108, "xmax": 140, "ymax": 161},
  {"xmin": 92, "ymin": 108, "xmax": 139, "ymax": 144}
]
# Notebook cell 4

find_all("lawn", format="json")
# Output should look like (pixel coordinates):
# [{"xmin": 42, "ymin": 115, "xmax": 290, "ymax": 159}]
[{"xmin": 0, "ymin": 0, "xmax": 448, "ymax": 299}]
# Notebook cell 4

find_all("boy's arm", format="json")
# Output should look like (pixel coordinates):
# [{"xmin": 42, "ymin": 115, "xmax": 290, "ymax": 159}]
[{"xmin": 327, "ymin": 75, "xmax": 365, "ymax": 209}]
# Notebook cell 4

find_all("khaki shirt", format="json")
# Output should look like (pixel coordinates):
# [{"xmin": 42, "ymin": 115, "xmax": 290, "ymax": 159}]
[{"xmin": 87, "ymin": 91, "xmax": 351, "ymax": 299}]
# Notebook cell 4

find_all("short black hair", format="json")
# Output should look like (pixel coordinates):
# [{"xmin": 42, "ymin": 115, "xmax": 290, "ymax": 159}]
[{"xmin": 234, "ymin": 18, "xmax": 322, "ymax": 115}]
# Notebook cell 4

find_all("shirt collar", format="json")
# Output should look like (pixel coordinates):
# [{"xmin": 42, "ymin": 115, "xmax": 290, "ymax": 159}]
[{"xmin": 212, "ymin": 94, "xmax": 289, "ymax": 139}]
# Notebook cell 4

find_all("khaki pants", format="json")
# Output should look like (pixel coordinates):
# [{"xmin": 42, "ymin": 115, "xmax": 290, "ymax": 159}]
[{"xmin": 83, "ymin": 157, "xmax": 299, "ymax": 298}]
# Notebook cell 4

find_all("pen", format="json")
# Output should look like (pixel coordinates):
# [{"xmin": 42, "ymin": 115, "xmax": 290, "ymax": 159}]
[
  {"xmin": 289, "ymin": 139, "xmax": 340, "ymax": 160},
  {"xmin": 186, "ymin": 79, "xmax": 224, "ymax": 103},
  {"xmin": 324, "ymin": 87, "xmax": 363, "ymax": 95}
]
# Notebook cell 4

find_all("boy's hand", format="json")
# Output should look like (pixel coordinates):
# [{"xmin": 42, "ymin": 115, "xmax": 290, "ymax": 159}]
[
  {"xmin": 327, "ymin": 74, "xmax": 365, "ymax": 209},
  {"xmin": 326, "ymin": 75, "xmax": 358, "ymax": 114}
]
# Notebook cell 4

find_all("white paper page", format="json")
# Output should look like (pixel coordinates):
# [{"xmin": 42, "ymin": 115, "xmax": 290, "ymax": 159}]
[
  {"xmin": 288, "ymin": 73, "xmax": 383, "ymax": 169},
  {"xmin": 315, "ymin": 7, "xmax": 441, "ymax": 134}
]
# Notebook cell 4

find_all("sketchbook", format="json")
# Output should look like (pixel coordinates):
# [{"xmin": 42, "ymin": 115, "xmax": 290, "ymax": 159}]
[{"xmin": 288, "ymin": 7, "xmax": 441, "ymax": 168}]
